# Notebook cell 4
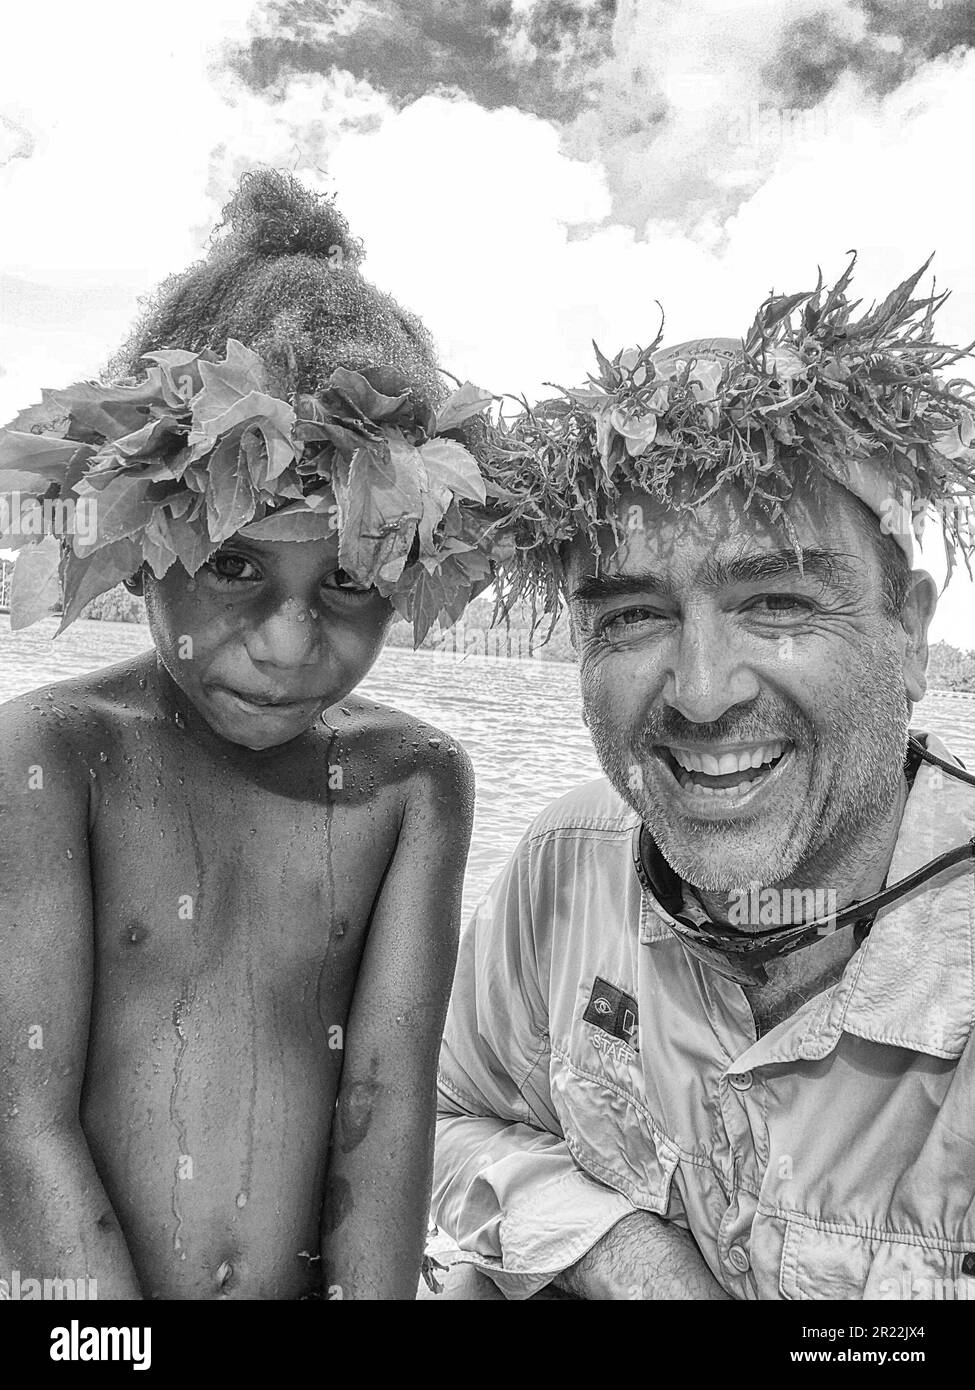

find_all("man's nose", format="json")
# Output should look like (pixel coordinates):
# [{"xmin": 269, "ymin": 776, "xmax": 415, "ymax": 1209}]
[
  {"xmin": 662, "ymin": 612, "xmax": 761, "ymax": 724},
  {"xmin": 246, "ymin": 598, "xmax": 321, "ymax": 668}
]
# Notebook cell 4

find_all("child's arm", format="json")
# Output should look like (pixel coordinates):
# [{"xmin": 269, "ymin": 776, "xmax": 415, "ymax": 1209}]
[
  {"xmin": 0, "ymin": 701, "xmax": 143, "ymax": 1298},
  {"xmin": 320, "ymin": 738, "xmax": 474, "ymax": 1300}
]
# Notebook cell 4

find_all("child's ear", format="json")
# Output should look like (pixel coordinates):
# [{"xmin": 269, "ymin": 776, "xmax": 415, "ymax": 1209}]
[{"xmin": 122, "ymin": 570, "xmax": 145, "ymax": 597}]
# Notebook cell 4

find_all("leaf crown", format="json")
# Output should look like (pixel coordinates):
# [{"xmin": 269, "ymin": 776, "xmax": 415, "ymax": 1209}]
[
  {"xmin": 0, "ymin": 341, "xmax": 508, "ymax": 644},
  {"xmin": 481, "ymin": 255, "xmax": 975, "ymax": 621}
]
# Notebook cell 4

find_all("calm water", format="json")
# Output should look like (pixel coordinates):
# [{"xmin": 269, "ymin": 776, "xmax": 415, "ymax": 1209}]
[{"xmin": 3, "ymin": 615, "xmax": 975, "ymax": 919}]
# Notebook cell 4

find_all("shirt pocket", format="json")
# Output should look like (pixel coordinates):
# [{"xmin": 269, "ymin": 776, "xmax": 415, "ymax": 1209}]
[
  {"xmin": 549, "ymin": 1044, "xmax": 680, "ymax": 1212},
  {"xmin": 779, "ymin": 1214, "xmax": 975, "ymax": 1300}
]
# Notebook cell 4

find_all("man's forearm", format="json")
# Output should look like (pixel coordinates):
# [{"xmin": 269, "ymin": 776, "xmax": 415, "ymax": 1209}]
[{"xmin": 554, "ymin": 1210, "xmax": 732, "ymax": 1300}]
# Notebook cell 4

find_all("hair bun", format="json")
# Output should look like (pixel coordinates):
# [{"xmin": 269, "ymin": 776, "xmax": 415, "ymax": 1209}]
[{"xmin": 221, "ymin": 168, "xmax": 363, "ymax": 267}]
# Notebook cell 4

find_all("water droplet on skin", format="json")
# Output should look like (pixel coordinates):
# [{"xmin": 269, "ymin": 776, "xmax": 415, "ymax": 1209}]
[
  {"xmin": 66, "ymin": 850, "xmax": 73, "ymax": 860},
  {"xmin": 138, "ymin": 679, "xmax": 146, "ymax": 691},
  {"xmin": 99, "ymin": 751, "xmax": 108, "ymax": 762},
  {"xmin": 428, "ymin": 738, "xmax": 441, "ymax": 748},
  {"xmin": 174, "ymin": 711, "xmax": 185, "ymax": 729},
  {"xmin": 235, "ymin": 1191, "xmax": 248, "ymax": 1209}
]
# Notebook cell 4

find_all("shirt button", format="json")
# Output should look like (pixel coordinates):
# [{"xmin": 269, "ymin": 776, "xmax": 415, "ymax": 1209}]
[
  {"xmin": 727, "ymin": 1245, "xmax": 751, "ymax": 1273},
  {"xmin": 729, "ymin": 1070, "xmax": 753, "ymax": 1091}
]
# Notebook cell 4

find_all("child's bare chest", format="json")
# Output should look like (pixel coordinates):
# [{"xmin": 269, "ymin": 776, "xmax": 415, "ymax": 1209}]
[
  {"xmin": 77, "ymin": 722, "xmax": 404, "ymax": 1294},
  {"xmin": 87, "ymin": 722, "xmax": 399, "ymax": 975}
]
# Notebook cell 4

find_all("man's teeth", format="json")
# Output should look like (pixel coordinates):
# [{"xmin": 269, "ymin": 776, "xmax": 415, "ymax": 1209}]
[{"xmin": 669, "ymin": 741, "xmax": 786, "ymax": 776}]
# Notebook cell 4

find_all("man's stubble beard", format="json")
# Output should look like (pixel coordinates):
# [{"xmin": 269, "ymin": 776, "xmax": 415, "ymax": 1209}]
[{"xmin": 582, "ymin": 636, "xmax": 910, "ymax": 894}]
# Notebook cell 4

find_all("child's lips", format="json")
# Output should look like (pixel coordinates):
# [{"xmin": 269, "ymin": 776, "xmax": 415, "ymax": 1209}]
[{"xmin": 209, "ymin": 684, "xmax": 322, "ymax": 718}]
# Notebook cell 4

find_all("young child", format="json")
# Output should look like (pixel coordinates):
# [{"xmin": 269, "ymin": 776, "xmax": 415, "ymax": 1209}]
[{"xmin": 0, "ymin": 171, "xmax": 503, "ymax": 1300}]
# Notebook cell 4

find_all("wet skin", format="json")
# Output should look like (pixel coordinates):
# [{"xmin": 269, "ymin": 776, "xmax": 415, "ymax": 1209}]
[
  {"xmin": 568, "ymin": 477, "xmax": 936, "ymax": 1031},
  {"xmin": 0, "ymin": 536, "xmax": 473, "ymax": 1298}
]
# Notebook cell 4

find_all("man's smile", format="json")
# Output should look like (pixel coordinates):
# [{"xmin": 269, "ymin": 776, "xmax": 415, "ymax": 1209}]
[{"xmin": 654, "ymin": 739, "xmax": 796, "ymax": 813}]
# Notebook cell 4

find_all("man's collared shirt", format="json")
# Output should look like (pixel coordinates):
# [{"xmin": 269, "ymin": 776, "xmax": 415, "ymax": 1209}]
[{"xmin": 434, "ymin": 731, "xmax": 975, "ymax": 1300}]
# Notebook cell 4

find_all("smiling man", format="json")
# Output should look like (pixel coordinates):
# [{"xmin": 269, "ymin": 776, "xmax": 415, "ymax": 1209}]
[{"xmin": 427, "ymin": 262, "xmax": 975, "ymax": 1301}]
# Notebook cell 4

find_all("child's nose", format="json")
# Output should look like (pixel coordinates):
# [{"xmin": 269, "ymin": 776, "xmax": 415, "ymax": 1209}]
[{"xmin": 245, "ymin": 598, "xmax": 321, "ymax": 669}]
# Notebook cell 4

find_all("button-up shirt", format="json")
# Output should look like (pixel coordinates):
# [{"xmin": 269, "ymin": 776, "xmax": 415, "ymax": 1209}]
[{"xmin": 433, "ymin": 732, "xmax": 975, "ymax": 1299}]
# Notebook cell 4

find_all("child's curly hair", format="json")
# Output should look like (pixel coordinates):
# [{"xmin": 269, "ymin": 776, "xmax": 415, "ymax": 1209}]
[{"xmin": 109, "ymin": 168, "xmax": 443, "ymax": 406}]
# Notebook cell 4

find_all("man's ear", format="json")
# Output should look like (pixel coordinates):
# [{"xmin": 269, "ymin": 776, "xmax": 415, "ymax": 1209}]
[
  {"xmin": 122, "ymin": 569, "xmax": 145, "ymax": 597},
  {"xmin": 899, "ymin": 569, "xmax": 938, "ymax": 704}
]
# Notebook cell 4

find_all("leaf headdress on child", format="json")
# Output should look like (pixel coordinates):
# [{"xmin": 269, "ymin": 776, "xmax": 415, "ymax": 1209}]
[
  {"xmin": 481, "ymin": 254, "xmax": 975, "ymax": 622},
  {"xmin": 0, "ymin": 344, "xmax": 503, "ymax": 644},
  {"xmin": 0, "ymin": 169, "xmax": 510, "ymax": 645}
]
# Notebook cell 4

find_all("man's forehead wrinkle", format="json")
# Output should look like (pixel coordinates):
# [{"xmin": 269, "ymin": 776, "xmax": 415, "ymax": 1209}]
[
  {"xmin": 569, "ymin": 544, "xmax": 864, "ymax": 607},
  {"xmin": 570, "ymin": 568, "xmax": 679, "ymax": 605},
  {"xmin": 696, "ymin": 545, "xmax": 861, "ymax": 591}
]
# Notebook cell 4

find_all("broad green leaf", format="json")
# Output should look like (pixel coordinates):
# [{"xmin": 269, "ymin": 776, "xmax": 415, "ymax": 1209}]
[
  {"xmin": 72, "ymin": 475, "xmax": 155, "ymax": 556},
  {"xmin": 141, "ymin": 349, "xmax": 204, "ymax": 407},
  {"xmin": 8, "ymin": 537, "xmax": 62, "ymax": 630},
  {"xmin": 329, "ymin": 367, "xmax": 410, "ymax": 423},
  {"xmin": 0, "ymin": 468, "xmax": 54, "ymax": 495},
  {"xmin": 239, "ymin": 503, "xmax": 340, "ymax": 543},
  {"xmin": 110, "ymin": 414, "xmax": 186, "ymax": 460},
  {"xmin": 142, "ymin": 510, "xmax": 179, "ymax": 580},
  {"xmin": 57, "ymin": 537, "xmax": 144, "ymax": 634},
  {"xmin": 417, "ymin": 438, "xmax": 487, "ymax": 503},
  {"xmin": 294, "ymin": 417, "xmax": 367, "ymax": 458},
  {"xmin": 0, "ymin": 430, "xmax": 87, "ymax": 478},
  {"xmin": 390, "ymin": 559, "xmax": 472, "ymax": 647},
  {"xmin": 336, "ymin": 440, "xmax": 422, "ymax": 586},
  {"xmin": 166, "ymin": 512, "xmax": 219, "ymax": 575},
  {"xmin": 205, "ymin": 436, "xmax": 258, "ymax": 543},
  {"xmin": 191, "ymin": 391, "xmax": 296, "ymax": 481},
  {"xmin": 72, "ymin": 472, "xmax": 156, "ymax": 556},
  {"xmin": 436, "ymin": 382, "xmax": 494, "ymax": 433},
  {"xmin": 417, "ymin": 485, "xmax": 452, "ymax": 557},
  {"xmin": 193, "ymin": 340, "xmax": 268, "ymax": 421}
]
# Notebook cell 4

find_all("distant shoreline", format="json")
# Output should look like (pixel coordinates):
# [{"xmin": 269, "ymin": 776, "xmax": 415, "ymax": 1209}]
[{"xmin": 2, "ymin": 611, "xmax": 973, "ymax": 691}]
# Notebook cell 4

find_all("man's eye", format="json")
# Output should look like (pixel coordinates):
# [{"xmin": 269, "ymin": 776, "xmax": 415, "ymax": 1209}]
[
  {"xmin": 323, "ymin": 567, "xmax": 371, "ymax": 595},
  {"xmin": 602, "ymin": 607, "xmax": 664, "ymax": 634},
  {"xmin": 205, "ymin": 553, "xmax": 261, "ymax": 582},
  {"xmin": 746, "ymin": 594, "xmax": 811, "ymax": 615}
]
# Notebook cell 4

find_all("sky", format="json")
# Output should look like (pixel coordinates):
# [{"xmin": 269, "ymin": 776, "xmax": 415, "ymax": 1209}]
[{"xmin": 1, "ymin": 0, "xmax": 974, "ymax": 646}]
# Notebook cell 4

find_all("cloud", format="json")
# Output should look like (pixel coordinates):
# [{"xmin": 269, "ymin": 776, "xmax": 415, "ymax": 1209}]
[
  {"xmin": 222, "ymin": 0, "xmax": 616, "ymax": 121},
  {"xmin": 221, "ymin": 0, "xmax": 974, "ymax": 234},
  {"xmin": 0, "ymin": 111, "xmax": 35, "ymax": 167}
]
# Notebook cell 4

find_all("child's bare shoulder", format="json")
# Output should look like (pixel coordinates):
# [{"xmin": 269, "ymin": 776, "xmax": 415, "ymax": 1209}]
[
  {"xmin": 0, "ymin": 652, "xmax": 156, "ymax": 771},
  {"xmin": 331, "ymin": 694, "xmax": 474, "ymax": 800}
]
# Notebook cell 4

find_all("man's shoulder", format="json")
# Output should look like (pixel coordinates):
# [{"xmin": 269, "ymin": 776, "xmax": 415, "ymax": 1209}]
[{"xmin": 523, "ymin": 777, "xmax": 640, "ymax": 847}]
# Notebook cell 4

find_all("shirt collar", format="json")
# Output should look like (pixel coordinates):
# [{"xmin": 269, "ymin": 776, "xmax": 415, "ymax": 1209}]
[{"xmin": 639, "ymin": 731, "xmax": 975, "ymax": 1060}]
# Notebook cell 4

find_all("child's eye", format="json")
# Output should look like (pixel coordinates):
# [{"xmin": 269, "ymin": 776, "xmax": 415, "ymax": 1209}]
[
  {"xmin": 205, "ymin": 552, "xmax": 262, "ymax": 583},
  {"xmin": 323, "ymin": 567, "xmax": 371, "ymax": 595}
]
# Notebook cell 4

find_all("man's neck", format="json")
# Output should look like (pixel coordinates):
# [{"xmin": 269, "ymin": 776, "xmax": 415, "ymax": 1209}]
[{"xmin": 697, "ymin": 773, "xmax": 910, "ymax": 1034}]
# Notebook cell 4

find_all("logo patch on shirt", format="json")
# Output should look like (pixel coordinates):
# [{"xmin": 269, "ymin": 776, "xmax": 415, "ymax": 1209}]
[{"xmin": 583, "ymin": 977, "xmax": 639, "ymax": 1053}]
